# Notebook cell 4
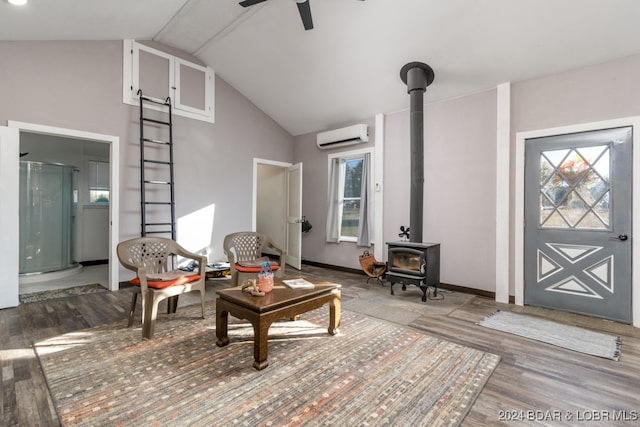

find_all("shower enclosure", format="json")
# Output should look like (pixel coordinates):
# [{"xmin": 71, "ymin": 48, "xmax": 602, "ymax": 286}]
[{"xmin": 19, "ymin": 161, "xmax": 79, "ymax": 276}]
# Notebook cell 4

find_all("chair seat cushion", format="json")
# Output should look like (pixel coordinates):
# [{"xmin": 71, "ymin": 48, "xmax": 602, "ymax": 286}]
[
  {"xmin": 234, "ymin": 263, "xmax": 280, "ymax": 273},
  {"xmin": 130, "ymin": 274, "xmax": 201, "ymax": 289}
]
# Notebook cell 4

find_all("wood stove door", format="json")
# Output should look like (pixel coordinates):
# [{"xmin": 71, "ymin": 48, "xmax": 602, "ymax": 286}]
[{"xmin": 524, "ymin": 127, "xmax": 632, "ymax": 323}]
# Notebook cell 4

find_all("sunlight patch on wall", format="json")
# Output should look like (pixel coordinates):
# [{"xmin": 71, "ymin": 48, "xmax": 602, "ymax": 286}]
[{"xmin": 177, "ymin": 204, "xmax": 215, "ymax": 257}]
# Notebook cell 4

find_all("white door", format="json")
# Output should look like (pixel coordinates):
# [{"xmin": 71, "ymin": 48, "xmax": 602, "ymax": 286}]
[
  {"xmin": 0, "ymin": 126, "xmax": 20, "ymax": 308},
  {"xmin": 286, "ymin": 163, "xmax": 303, "ymax": 270}
]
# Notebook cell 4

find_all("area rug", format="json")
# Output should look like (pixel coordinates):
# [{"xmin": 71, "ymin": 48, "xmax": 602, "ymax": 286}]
[
  {"xmin": 19, "ymin": 284, "xmax": 107, "ymax": 304},
  {"xmin": 35, "ymin": 305, "xmax": 500, "ymax": 426},
  {"xmin": 478, "ymin": 310, "xmax": 621, "ymax": 361}
]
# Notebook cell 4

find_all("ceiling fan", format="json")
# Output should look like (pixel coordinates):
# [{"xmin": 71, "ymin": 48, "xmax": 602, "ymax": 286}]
[{"xmin": 239, "ymin": 0, "xmax": 364, "ymax": 31}]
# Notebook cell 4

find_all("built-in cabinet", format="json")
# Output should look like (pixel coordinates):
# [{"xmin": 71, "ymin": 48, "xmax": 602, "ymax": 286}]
[{"xmin": 123, "ymin": 40, "xmax": 215, "ymax": 123}]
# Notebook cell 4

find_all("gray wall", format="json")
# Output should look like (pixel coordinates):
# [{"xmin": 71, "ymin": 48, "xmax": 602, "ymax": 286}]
[
  {"xmin": 509, "ymin": 53, "xmax": 640, "ymax": 295},
  {"xmin": 294, "ymin": 91, "xmax": 497, "ymax": 290},
  {"xmin": 293, "ymin": 118, "xmax": 376, "ymax": 270},
  {"xmin": 384, "ymin": 90, "xmax": 498, "ymax": 291},
  {"xmin": 0, "ymin": 41, "xmax": 294, "ymax": 271},
  {"xmin": 3, "ymin": 40, "xmax": 639, "ymax": 295},
  {"xmin": 296, "ymin": 54, "xmax": 640, "ymax": 294}
]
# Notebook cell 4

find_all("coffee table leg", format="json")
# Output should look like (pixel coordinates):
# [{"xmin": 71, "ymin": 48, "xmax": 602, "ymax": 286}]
[
  {"xmin": 328, "ymin": 295, "xmax": 341, "ymax": 335},
  {"xmin": 252, "ymin": 318, "xmax": 272, "ymax": 370},
  {"xmin": 216, "ymin": 306, "xmax": 229, "ymax": 347}
]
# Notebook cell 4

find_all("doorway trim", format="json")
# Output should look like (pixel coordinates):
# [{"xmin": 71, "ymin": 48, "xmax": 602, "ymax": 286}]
[
  {"xmin": 512, "ymin": 116, "xmax": 640, "ymax": 327},
  {"xmin": 8, "ymin": 121, "xmax": 120, "ymax": 292}
]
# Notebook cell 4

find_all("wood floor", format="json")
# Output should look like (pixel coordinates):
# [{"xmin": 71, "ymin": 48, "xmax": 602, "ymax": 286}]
[{"xmin": 1, "ymin": 265, "xmax": 638, "ymax": 426}]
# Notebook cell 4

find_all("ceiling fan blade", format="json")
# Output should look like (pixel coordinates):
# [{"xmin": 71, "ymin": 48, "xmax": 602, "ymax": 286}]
[
  {"xmin": 296, "ymin": 0, "xmax": 314, "ymax": 30},
  {"xmin": 239, "ymin": 0, "xmax": 268, "ymax": 7}
]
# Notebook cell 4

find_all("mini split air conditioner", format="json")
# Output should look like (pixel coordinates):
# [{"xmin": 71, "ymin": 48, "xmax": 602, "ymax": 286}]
[{"xmin": 316, "ymin": 124, "xmax": 369, "ymax": 149}]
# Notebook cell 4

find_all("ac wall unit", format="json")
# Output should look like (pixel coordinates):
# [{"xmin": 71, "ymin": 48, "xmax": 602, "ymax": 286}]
[{"xmin": 316, "ymin": 124, "xmax": 369, "ymax": 149}]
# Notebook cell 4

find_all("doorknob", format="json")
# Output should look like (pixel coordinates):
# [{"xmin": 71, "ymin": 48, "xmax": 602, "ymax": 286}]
[{"xmin": 617, "ymin": 234, "xmax": 629, "ymax": 241}]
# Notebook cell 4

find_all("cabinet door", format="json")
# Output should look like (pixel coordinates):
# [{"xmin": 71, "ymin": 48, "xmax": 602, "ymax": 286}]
[
  {"xmin": 175, "ymin": 58, "xmax": 213, "ymax": 116},
  {"xmin": 124, "ymin": 40, "xmax": 215, "ymax": 123},
  {"xmin": 134, "ymin": 44, "xmax": 173, "ymax": 103}
]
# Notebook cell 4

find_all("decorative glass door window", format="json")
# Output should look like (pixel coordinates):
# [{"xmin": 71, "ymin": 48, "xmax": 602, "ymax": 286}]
[{"xmin": 539, "ymin": 144, "xmax": 610, "ymax": 229}]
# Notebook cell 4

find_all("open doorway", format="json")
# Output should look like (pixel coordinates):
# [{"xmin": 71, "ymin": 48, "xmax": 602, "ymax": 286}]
[
  {"xmin": 253, "ymin": 159, "xmax": 303, "ymax": 271},
  {"xmin": 8, "ymin": 121, "xmax": 120, "ymax": 295}
]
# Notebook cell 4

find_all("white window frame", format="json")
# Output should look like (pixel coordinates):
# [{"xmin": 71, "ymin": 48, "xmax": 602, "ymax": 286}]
[
  {"xmin": 327, "ymin": 147, "xmax": 373, "ymax": 243},
  {"xmin": 123, "ymin": 40, "xmax": 215, "ymax": 123}
]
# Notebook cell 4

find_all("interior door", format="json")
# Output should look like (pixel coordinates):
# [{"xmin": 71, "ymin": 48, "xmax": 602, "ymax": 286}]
[
  {"xmin": 524, "ymin": 127, "xmax": 632, "ymax": 323},
  {"xmin": 286, "ymin": 163, "xmax": 303, "ymax": 270},
  {"xmin": 0, "ymin": 126, "xmax": 20, "ymax": 308}
]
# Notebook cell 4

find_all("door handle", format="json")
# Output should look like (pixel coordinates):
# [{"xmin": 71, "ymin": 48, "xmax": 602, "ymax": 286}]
[{"xmin": 617, "ymin": 234, "xmax": 629, "ymax": 241}]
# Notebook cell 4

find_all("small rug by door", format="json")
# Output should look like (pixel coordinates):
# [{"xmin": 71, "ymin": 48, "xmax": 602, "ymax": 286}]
[
  {"xmin": 19, "ymin": 284, "xmax": 107, "ymax": 304},
  {"xmin": 478, "ymin": 310, "xmax": 621, "ymax": 361},
  {"xmin": 35, "ymin": 304, "xmax": 500, "ymax": 426}
]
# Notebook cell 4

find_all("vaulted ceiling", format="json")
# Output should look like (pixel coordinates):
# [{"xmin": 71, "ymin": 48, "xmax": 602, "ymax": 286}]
[{"xmin": 2, "ymin": 0, "xmax": 640, "ymax": 136}]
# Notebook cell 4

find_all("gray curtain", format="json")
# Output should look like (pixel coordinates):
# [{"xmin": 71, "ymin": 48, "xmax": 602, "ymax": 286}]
[
  {"xmin": 325, "ymin": 157, "xmax": 341, "ymax": 242},
  {"xmin": 357, "ymin": 152, "xmax": 372, "ymax": 246}
]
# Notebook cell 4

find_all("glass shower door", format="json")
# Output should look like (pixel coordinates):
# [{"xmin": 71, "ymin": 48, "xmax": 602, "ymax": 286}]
[{"xmin": 19, "ymin": 161, "xmax": 78, "ymax": 275}]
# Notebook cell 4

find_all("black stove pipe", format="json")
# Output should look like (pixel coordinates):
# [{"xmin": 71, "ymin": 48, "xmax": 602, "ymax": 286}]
[{"xmin": 400, "ymin": 62, "xmax": 434, "ymax": 243}]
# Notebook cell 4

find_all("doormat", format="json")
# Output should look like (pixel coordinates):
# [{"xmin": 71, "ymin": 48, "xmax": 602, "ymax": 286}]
[
  {"xmin": 19, "ymin": 284, "xmax": 107, "ymax": 304},
  {"xmin": 478, "ymin": 310, "xmax": 621, "ymax": 361},
  {"xmin": 35, "ymin": 305, "xmax": 500, "ymax": 426}
]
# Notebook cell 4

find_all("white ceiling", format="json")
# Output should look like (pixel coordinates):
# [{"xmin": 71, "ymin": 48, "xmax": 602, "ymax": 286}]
[{"xmin": 2, "ymin": 0, "xmax": 640, "ymax": 136}]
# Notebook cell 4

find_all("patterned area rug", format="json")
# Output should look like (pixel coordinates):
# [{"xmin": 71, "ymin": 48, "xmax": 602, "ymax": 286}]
[
  {"xmin": 35, "ymin": 304, "xmax": 500, "ymax": 426},
  {"xmin": 19, "ymin": 284, "xmax": 107, "ymax": 304},
  {"xmin": 478, "ymin": 310, "xmax": 621, "ymax": 360}
]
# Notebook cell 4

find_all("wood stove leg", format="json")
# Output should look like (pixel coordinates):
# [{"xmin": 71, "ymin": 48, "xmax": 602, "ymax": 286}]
[
  {"xmin": 420, "ymin": 286, "xmax": 428, "ymax": 302},
  {"xmin": 390, "ymin": 282, "xmax": 395, "ymax": 295}
]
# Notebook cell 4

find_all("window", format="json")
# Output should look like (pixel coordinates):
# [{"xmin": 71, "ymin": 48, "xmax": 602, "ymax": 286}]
[
  {"xmin": 89, "ymin": 161, "xmax": 109, "ymax": 204},
  {"xmin": 341, "ymin": 157, "xmax": 363, "ymax": 239},
  {"xmin": 326, "ymin": 149, "xmax": 372, "ymax": 244},
  {"xmin": 123, "ymin": 40, "xmax": 215, "ymax": 123}
]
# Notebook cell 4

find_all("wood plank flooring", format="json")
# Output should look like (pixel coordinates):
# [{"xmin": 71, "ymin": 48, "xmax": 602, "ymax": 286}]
[{"xmin": 1, "ymin": 266, "xmax": 638, "ymax": 426}]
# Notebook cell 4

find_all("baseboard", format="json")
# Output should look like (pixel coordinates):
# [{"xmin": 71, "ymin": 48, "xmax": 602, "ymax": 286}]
[
  {"xmin": 301, "ymin": 260, "xmax": 511, "ymax": 300},
  {"xmin": 437, "ymin": 282, "xmax": 495, "ymax": 299},
  {"xmin": 301, "ymin": 259, "xmax": 366, "ymax": 276},
  {"xmin": 80, "ymin": 259, "xmax": 109, "ymax": 266}
]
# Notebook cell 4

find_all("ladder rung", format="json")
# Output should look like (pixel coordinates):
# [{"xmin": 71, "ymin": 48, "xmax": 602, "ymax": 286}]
[
  {"xmin": 143, "ymin": 138, "xmax": 171, "ymax": 145},
  {"xmin": 144, "ymin": 180, "xmax": 172, "ymax": 185},
  {"xmin": 144, "ymin": 202, "xmax": 174, "ymax": 205},
  {"xmin": 144, "ymin": 230, "xmax": 173, "ymax": 235},
  {"xmin": 143, "ymin": 159, "xmax": 171, "ymax": 165},
  {"xmin": 139, "ymin": 95, "xmax": 171, "ymax": 106},
  {"xmin": 144, "ymin": 222, "xmax": 173, "ymax": 226},
  {"xmin": 142, "ymin": 117, "xmax": 171, "ymax": 126}
]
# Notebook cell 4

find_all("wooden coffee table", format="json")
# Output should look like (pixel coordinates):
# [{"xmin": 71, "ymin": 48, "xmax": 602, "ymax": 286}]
[{"xmin": 215, "ymin": 280, "xmax": 341, "ymax": 370}]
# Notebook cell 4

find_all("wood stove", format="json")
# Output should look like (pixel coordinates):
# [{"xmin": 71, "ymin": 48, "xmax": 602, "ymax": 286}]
[
  {"xmin": 386, "ymin": 61, "xmax": 441, "ymax": 302},
  {"xmin": 386, "ymin": 241, "xmax": 440, "ymax": 302}
]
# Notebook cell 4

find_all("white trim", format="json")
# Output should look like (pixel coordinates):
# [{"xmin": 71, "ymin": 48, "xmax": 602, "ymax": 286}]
[
  {"xmin": 514, "ymin": 116, "xmax": 640, "ymax": 327},
  {"xmin": 7, "ymin": 121, "xmax": 120, "ymax": 292},
  {"xmin": 0, "ymin": 126, "xmax": 20, "ymax": 308},
  {"xmin": 374, "ymin": 114, "xmax": 385, "ymax": 260},
  {"xmin": 495, "ymin": 83, "xmax": 511, "ymax": 303}
]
